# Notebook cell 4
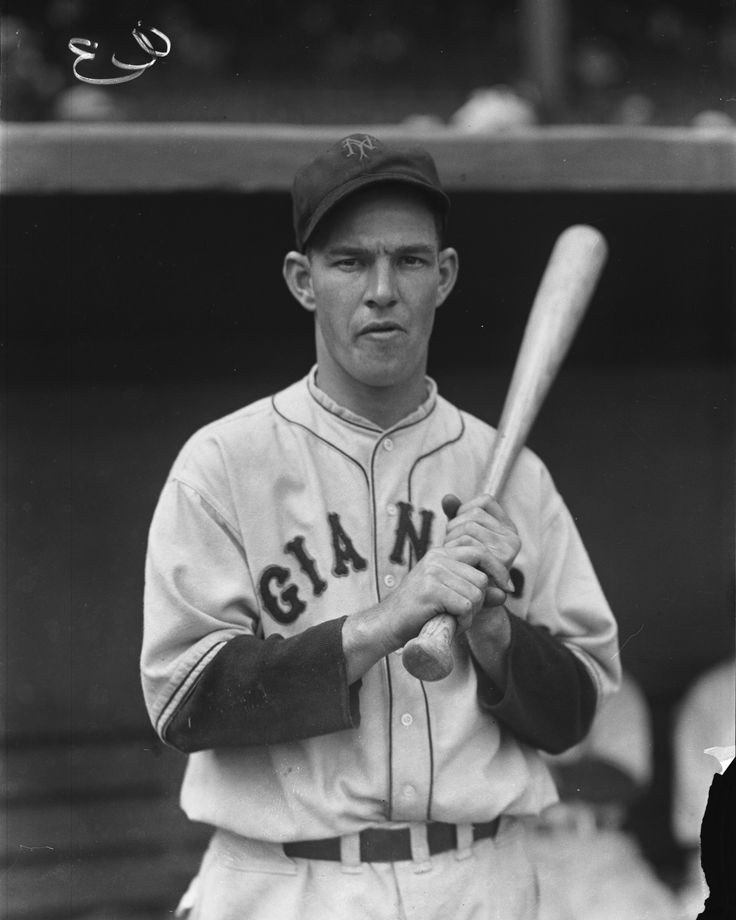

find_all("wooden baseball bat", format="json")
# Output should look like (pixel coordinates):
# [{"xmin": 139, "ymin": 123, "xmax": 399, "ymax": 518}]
[{"xmin": 401, "ymin": 224, "xmax": 609, "ymax": 682}]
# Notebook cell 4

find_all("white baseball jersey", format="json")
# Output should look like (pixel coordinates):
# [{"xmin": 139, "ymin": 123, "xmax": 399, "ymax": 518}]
[{"xmin": 141, "ymin": 367, "xmax": 620, "ymax": 843}]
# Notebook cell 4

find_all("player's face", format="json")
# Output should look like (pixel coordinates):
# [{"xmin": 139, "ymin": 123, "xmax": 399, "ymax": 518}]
[{"xmin": 286, "ymin": 187, "xmax": 458, "ymax": 419}]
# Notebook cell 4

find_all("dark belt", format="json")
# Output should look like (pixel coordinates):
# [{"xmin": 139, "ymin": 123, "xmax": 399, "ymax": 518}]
[{"xmin": 283, "ymin": 818, "xmax": 500, "ymax": 863}]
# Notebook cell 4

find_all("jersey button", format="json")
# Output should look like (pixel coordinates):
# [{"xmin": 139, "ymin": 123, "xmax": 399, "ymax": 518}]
[
  {"xmin": 384, "ymin": 574, "xmax": 396, "ymax": 588},
  {"xmin": 383, "ymin": 438, "xmax": 394, "ymax": 451},
  {"xmin": 403, "ymin": 784, "xmax": 416, "ymax": 798},
  {"xmin": 387, "ymin": 503, "xmax": 397, "ymax": 516},
  {"xmin": 400, "ymin": 713, "xmax": 413, "ymax": 726}
]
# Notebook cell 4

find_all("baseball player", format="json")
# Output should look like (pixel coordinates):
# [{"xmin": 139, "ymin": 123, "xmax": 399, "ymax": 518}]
[{"xmin": 141, "ymin": 134, "xmax": 620, "ymax": 920}]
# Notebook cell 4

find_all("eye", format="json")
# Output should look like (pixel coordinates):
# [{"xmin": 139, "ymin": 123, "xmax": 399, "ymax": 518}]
[
  {"xmin": 333, "ymin": 257, "xmax": 360, "ymax": 270},
  {"xmin": 400, "ymin": 254, "xmax": 427, "ymax": 267}
]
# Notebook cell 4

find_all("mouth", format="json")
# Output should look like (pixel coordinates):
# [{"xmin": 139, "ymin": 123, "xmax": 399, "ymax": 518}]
[{"xmin": 359, "ymin": 321, "xmax": 405, "ymax": 337}]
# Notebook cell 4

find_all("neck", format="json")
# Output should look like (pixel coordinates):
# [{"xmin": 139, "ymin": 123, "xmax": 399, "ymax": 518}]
[{"xmin": 314, "ymin": 363, "xmax": 428, "ymax": 430}]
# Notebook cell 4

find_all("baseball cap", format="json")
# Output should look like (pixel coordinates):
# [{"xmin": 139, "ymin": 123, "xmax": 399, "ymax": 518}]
[{"xmin": 292, "ymin": 133, "xmax": 450, "ymax": 251}]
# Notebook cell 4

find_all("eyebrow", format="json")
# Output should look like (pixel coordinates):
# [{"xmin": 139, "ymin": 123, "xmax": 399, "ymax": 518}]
[{"xmin": 324, "ymin": 243, "xmax": 437, "ymax": 257}]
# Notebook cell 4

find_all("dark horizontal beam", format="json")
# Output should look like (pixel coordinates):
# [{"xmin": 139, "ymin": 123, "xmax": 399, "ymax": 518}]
[{"xmin": 3, "ymin": 123, "xmax": 736, "ymax": 194}]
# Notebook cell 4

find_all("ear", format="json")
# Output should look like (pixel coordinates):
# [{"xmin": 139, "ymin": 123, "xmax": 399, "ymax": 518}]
[
  {"xmin": 283, "ymin": 251, "xmax": 316, "ymax": 313},
  {"xmin": 435, "ymin": 247, "xmax": 459, "ymax": 308}
]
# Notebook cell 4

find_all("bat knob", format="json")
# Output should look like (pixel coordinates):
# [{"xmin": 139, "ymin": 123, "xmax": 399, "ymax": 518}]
[{"xmin": 402, "ymin": 613, "xmax": 456, "ymax": 681}]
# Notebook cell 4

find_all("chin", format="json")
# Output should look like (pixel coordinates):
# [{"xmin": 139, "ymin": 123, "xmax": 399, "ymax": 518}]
[{"xmin": 353, "ymin": 356, "xmax": 414, "ymax": 390}]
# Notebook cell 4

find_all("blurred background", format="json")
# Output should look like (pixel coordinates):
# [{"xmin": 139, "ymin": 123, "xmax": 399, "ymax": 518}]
[
  {"xmin": 2, "ymin": 0, "xmax": 736, "ymax": 125},
  {"xmin": 2, "ymin": 2, "xmax": 735, "ymax": 919}
]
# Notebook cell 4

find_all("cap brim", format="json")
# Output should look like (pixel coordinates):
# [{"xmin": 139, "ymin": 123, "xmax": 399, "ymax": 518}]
[{"xmin": 301, "ymin": 172, "xmax": 450, "ymax": 250}]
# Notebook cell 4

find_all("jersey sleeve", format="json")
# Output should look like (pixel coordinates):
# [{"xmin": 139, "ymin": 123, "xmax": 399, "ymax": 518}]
[
  {"xmin": 532, "ymin": 479, "xmax": 621, "ymax": 706},
  {"xmin": 474, "ymin": 617, "xmax": 598, "ymax": 754},
  {"xmin": 141, "ymin": 464, "xmax": 359, "ymax": 750},
  {"xmin": 475, "ymin": 462, "xmax": 621, "ymax": 754}
]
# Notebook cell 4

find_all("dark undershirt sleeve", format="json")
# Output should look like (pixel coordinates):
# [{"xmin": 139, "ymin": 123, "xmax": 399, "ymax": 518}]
[
  {"xmin": 473, "ymin": 615, "xmax": 598, "ymax": 755},
  {"xmin": 164, "ymin": 617, "xmax": 360, "ymax": 753},
  {"xmin": 551, "ymin": 759, "xmax": 640, "ymax": 807}
]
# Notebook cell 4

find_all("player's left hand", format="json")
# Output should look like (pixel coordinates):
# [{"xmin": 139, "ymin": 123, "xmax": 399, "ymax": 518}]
[{"xmin": 441, "ymin": 492, "xmax": 521, "ymax": 608}]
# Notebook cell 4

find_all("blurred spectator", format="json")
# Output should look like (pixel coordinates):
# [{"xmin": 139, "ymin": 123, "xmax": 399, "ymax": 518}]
[
  {"xmin": 526, "ymin": 672, "xmax": 680, "ymax": 920},
  {"xmin": 450, "ymin": 84, "xmax": 537, "ymax": 132},
  {"xmin": 690, "ymin": 110, "xmax": 735, "ymax": 130},
  {"xmin": 671, "ymin": 657, "xmax": 736, "ymax": 918},
  {"xmin": 52, "ymin": 84, "xmax": 128, "ymax": 121},
  {"xmin": 612, "ymin": 93, "xmax": 655, "ymax": 126}
]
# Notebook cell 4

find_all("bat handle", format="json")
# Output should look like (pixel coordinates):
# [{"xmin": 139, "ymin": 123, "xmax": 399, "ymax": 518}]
[
  {"xmin": 401, "ymin": 492, "xmax": 464, "ymax": 681},
  {"xmin": 401, "ymin": 613, "xmax": 456, "ymax": 681}
]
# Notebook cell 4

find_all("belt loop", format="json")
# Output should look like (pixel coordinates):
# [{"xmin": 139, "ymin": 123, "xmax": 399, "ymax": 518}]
[
  {"xmin": 409, "ymin": 824, "xmax": 432, "ymax": 873},
  {"xmin": 455, "ymin": 824, "xmax": 474, "ymax": 861},
  {"xmin": 340, "ymin": 833, "xmax": 363, "ymax": 874}
]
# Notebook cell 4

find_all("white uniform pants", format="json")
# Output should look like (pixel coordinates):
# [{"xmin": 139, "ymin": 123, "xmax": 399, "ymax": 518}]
[{"xmin": 180, "ymin": 818, "xmax": 539, "ymax": 920}]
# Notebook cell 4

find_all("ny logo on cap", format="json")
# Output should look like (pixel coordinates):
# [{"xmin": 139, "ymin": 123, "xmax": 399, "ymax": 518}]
[{"xmin": 341, "ymin": 135, "xmax": 379, "ymax": 161}]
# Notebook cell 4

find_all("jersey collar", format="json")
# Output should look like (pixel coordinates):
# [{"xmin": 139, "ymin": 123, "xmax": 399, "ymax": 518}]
[{"xmin": 306, "ymin": 364, "xmax": 438, "ymax": 434}]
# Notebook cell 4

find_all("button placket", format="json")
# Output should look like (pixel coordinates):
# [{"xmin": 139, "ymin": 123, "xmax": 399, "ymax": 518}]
[
  {"xmin": 372, "ymin": 429, "xmax": 431, "ymax": 820},
  {"xmin": 373, "ymin": 433, "xmax": 402, "ymax": 601}
]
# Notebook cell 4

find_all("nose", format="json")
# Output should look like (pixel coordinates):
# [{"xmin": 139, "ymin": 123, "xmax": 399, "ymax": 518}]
[{"xmin": 365, "ymin": 258, "xmax": 398, "ymax": 308}]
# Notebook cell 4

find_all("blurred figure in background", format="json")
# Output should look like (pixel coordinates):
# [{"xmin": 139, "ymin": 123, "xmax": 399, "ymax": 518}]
[
  {"xmin": 449, "ymin": 85, "xmax": 538, "ymax": 132},
  {"xmin": 52, "ymin": 84, "xmax": 128, "ymax": 121},
  {"xmin": 671, "ymin": 657, "xmax": 736, "ymax": 918},
  {"xmin": 526, "ymin": 671, "xmax": 680, "ymax": 920}
]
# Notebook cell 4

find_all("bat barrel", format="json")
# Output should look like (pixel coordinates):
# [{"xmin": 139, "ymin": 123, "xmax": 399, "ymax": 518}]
[
  {"xmin": 484, "ymin": 225, "xmax": 607, "ymax": 496},
  {"xmin": 402, "ymin": 225, "xmax": 608, "ymax": 682}
]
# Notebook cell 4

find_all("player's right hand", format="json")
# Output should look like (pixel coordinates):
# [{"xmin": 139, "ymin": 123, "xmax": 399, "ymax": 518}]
[{"xmin": 380, "ymin": 545, "xmax": 490, "ymax": 648}]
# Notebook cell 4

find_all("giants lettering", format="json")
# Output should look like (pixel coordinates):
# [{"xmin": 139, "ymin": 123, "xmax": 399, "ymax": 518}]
[
  {"xmin": 389, "ymin": 501, "xmax": 434, "ymax": 565},
  {"xmin": 285, "ymin": 535, "xmax": 327, "ymax": 595},
  {"xmin": 327, "ymin": 512, "xmax": 368, "ymax": 577},
  {"xmin": 258, "ymin": 565, "xmax": 307, "ymax": 625},
  {"xmin": 259, "ymin": 505, "xmax": 519, "ymax": 625}
]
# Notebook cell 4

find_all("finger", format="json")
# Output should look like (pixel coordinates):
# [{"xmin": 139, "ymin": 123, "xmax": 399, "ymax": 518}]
[
  {"xmin": 456, "ymin": 494, "xmax": 517, "ymax": 529},
  {"xmin": 443, "ymin": 541, "xmax": 514, "ymax": 592},
  {"xmin": 431, "ymin": 578, "xmax": 486, "ymax": 620},
  {"xmin": 441, "ymin": 547, "xmax": 497, "ymax": 585},
  {"xmin": 483, "ymin": 558, "xmax": 514, "ymax": 593},
  {"xmin": 448, "ymin": 506, "xmax": 518, "ymax": 540},
  {"xmin": 441, "ymin": 493, "xmax": 462, "ymax": 520},
  {"xmin": 444, "ymin": 516, "xmax": 513, "ymax": 546},
  {"xmin": 484, "ymin": 585, "xmax": 508, "ymax": 608},
  {"xmin": 441, "ymin": 557, "xmax": 491, "ymax": 591}
]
